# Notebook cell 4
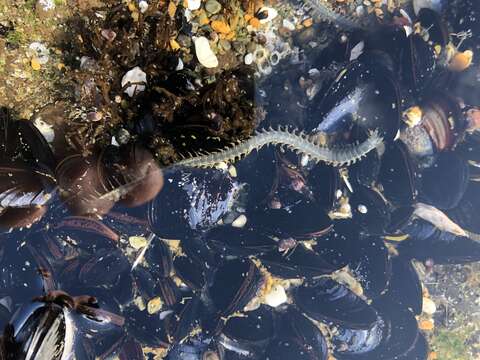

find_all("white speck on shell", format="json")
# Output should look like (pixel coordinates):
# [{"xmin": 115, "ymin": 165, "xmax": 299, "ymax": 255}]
[
  {"xmin": 194, "ymin": 36, "xmax": 219, "ymax": 68},
  {"xmin": 121, "ymin": 66, "xmax": 147, "ymax": 97},
  {"xmin": 358, "ymin": 204, "xmax": 368, "ymax": 214}
]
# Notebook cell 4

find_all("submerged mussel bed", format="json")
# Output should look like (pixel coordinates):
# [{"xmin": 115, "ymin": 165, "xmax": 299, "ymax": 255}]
[{"xmin": 1, "ymin": 0, "xmax": 480, "ymax": 359}]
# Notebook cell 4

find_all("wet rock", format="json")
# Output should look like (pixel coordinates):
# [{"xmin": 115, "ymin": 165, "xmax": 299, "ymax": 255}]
[{"xmin": 205, "ymin": 0, "xmax": 222, "ymax": 14}]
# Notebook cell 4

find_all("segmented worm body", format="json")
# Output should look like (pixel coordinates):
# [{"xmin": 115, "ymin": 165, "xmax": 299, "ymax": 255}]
[
  {"xmin": 303, "ymin": 0, "xmax": 365, "ymax": 30},
  {"xmin": 175, "ymin": 127, "xmax": 383, "ymax": 168}
]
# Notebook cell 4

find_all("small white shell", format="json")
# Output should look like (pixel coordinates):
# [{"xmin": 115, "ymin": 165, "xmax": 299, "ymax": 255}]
[
  {"xmin": 121, "ymin": 66, "xmax": 147, "ymax": 97},
  {"xmin": 138, "ymin": 1, "xmax": 149, "ymax": 13},
  {"xmin": 187, "ymin": 0, "xmax": 201, "ymax": 10},
  {"xmin": 232, "ymin": 214, "xmax": 247, "ymax": 228},
  {"xmin": 194, "ymin": 36, "xmax": 219, "ymax": 68}
]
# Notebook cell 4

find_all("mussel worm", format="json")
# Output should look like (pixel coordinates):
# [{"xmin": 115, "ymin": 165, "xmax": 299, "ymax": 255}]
[{"xmin": 175, "ymin": 127, "xmax": 383, "ymax": 168}]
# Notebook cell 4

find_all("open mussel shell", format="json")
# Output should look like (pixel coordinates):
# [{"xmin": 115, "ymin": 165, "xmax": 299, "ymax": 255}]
[
  {"xmin": 208, "ymin": 259, "xmax": 263, "ymax": 324},
  {"xmin": 219, "ymin": 305, "xmax": 274, "ymax": 358},
  {"xmin": 259, "ymin": 243, "xmax": 341, "ymax": 279},
  {"xmin": 379, "ymin": 142, "xmax": 418, "ymax": 207},
  {"xmin": 419, "ymin": 151, "xmax": 469, "ymax": 209},
  {"xmin": 2, "ymin": 301, "xmax": 73, "ymax": 360},
  {"xmin": 206, "ymin": 226, "xmax": 277, "ymax": 257},
  {"xmin": 294, "ymin": 278, "xmax": 377, "ymax": 329},
  {"xmin": 148, "ymin": 168, "xmax": 242, "ymax": 239},
  {"xmin": 308, "ymin": 60, "xmax": 401, "ymax": 143}
]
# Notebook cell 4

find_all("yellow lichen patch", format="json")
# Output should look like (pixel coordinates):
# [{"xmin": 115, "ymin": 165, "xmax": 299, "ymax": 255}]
[
  {"xmin": 449, "ymin": 50, "xmax": 473, "ymax": 72},
  {"xmin": 168, "ymin": 1, "xmax": 177, "ymax": 19},
  {"xmin": 170, "ymin": 38, "xmax": 181, "ymax": 50},
  {"xmin": 302, "ymin": 18, "xmax": 313, "ymax": 27},
  {"xmin": 249, "ymin": 17, "xmax": 261, "ymax": 29},
  {"xmin": 211, "ymin": 20, "xmax": 231, "ymax": 34},
  {"xmin": 419, "ymin": 319, "xmax": 434, "ymax": 331},
  {"xmin": 31, "ymin": 57, "xmax": 41, "ymax": 71}
]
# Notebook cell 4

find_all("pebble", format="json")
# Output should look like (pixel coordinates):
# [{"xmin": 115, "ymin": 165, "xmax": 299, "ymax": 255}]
[
  {"xmin": 187, "ymin": 0, "xmax": 201, "ymax": 10},
  {"xmin": 129, "ymin": 236, "xmax": 148, "ymax": 249},
  {"xmin": 205, "ymin": 0, "xmax": 222, "ymax": 14},
  {"xmin": 422, "ymin": 297, "xmax": 437, "ymax": 315},
  {"xmin": 121, "ymin": 66, "xmax": 147, "ymax": 97},
  {"xmin": 194, "ymin": 36, "xmax": 219, "ymax": 68},
  {"xmin": 228, "ymin": 165, "xmax": 237, "ymax": 177},
  {"xmin": 264, "ymin": 284, "xmax": 288, "ymax": 307},
  {"xmin": 138, "ymin": 0, "xmax": 148, "ymax": 13},
  {"xmin": 219, "ymin": 39, "xmax": 231, "ymax": 51},
  {"xmin": 282, "ymin": 19, "xmax": 296, "ymax": 31},
  {"xmin": 177, "ymin": 34, "xmax": 192, "ymax": 48}
]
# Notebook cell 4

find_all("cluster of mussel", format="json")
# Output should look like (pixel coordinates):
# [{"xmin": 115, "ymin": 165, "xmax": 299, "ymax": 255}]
[{"xmin": 1, "ymin": 1, "xmax": 480, "ymax": 360}]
